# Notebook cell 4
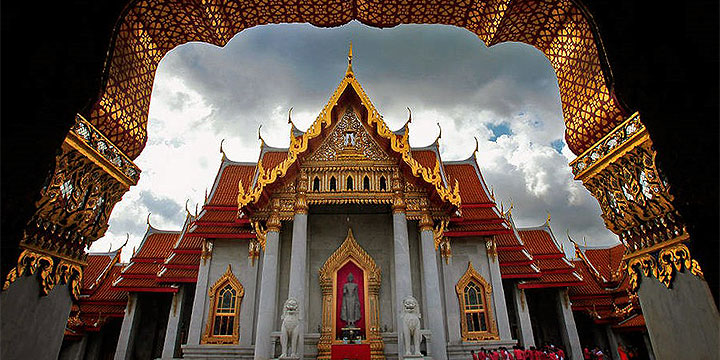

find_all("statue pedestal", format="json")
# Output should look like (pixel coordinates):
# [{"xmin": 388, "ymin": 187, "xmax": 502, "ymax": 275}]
[
  {"xmin": 339, "ymin": 327, "xmax": 363, "ymax": 343},
  {"xmin": 331, "ymin": 343, "xmax": 371, "ymax": 360}
]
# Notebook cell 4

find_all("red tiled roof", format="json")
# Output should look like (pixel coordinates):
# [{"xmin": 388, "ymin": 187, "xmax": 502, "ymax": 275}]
[
  {"xmin": 519, "ymin": 228, "xmax": 563, "ymax": 255},
  {"xmin": 412, "ymin": 150, "xmax": 438, "ymax": 170},
  {"xmin": 85, "ymin": 265, "xmax": 127, "ymax": 303},
  {"xmin": 613, "ymin": 314, "xmax": 646, "ymax": 329},
  {"xmin": 83, "ymin": 253, "xmax": 117, "ymax": 288},
  {"xmin": 583, "ymin": 244, "xmax": 626, "ymax": 280},
  {"xmin": 197, "ymin": 210, "xmax": 237, "ymax": 223},
  {"xmin": 158, "ymin": 268, "xmax": 198, "ymax": 282},
  {"xmin": 206, "ymin": 162, "xmax": 255, "ymax": 207},
  {"xmin": 499, "ymin": 251, "xmax": 532, "ymax": 263},
  {"xmin": 444, "ymin": 163, "xmax": 493, "ymax": 204},
  {"xmin": 568, "ymin": 260, "xmax": 607, "ymax": 296},
  {"xmin": 121, "ymin": 262, "xmax": 161, "ymax": 275},
  {"xmin": 260, "ymin": 151, "xmax": 288, "ymax": 173},
  {"xmin": 133, "ymin": 231, "xmax": 179, "ymax": 259}
]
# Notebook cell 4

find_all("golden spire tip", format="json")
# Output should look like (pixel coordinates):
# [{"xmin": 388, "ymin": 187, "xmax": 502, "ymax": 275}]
[{"xmin": 346, "ymin": 41, "xmax": 354, "ymax": 77}]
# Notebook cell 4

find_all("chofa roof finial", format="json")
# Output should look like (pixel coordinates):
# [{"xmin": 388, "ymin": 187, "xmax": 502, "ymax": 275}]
[
  {"xmin": 219, "ymin": 139, "xmax": 227, "ymax": 160},
  {"xmin": 346, "ymin": 41, "xmax": 354, "ymax": 77},
  {"xmin": 434, "ymin": 122, "xmax": 442, "ymax": 144},
  {"xmin": 258, "ymin": 125, "xmax": 265, "ymax": 146}
]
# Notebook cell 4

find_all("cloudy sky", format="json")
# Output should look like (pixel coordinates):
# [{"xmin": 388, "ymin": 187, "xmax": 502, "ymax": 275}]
[{"xmin": 90, "ymin": 22, "xmax": 618, "ymax": 260}]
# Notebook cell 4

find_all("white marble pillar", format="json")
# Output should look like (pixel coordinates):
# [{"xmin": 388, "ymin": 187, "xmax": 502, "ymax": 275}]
[
  {"xmin": 288, "ymin": 211, "xmax": 308, "ymax": 356},
  {"xmin": 604, "ymin": 325, "xmax": 621, "ymax": 360},
  {"xmin": 114, "ymin": 293, "xmax": 141, "ymax": 360},
  {"xmin": 187, "ymin": 242, "xmax": 213, "ymax": 345},
  {"xmin": 419, "ymin": 218, "xmax": 448, "ymax": 360},
  {"xmin": 441, "ymin": 257, "xmax": 462, "ymax": 344},
  {"xmin": 391, "ymin": 174, "xmax": 414, "ymax": 358},
  {"xmin": 512, "ymin": 284, "xmax": 535, "ymax": 347},
  {"xmin": 642, "ymin": 333, "xmax": 656, "ymax": 360},
  {"xmin": 161, "ymin": 286, "xmax": 185, "ymax": 359},
  {"xmin": 393, "ymin": 210, "xmax": 413, "ymax": 357},
  {"xmin": 486, "ymin": 240, "xmax": 513, "ymax": 340},
  {"xmin": 556, "ymin": 288, "xmax": 583, "ymax": 360},
  {"xmin": 254, "ymin": 213, "xmax": 282, "ymax": 360}
]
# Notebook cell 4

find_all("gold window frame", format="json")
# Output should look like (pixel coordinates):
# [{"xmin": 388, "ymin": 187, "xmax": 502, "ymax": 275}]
[
  {"xmin": 202, "ymin": 265, "xmax": 244, "ymax": 344},
  {"xmin": 455, "ymin": 262, "xmax": 499, "ymax": 341}
]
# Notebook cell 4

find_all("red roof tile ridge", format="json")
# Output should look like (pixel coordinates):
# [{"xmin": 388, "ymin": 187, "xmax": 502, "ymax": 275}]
[
  {"xmin": 442, "ymin": 154, "xmax": 495, "ymax": 210},
  {"xmin": 411, "ymin": 143, "xmax": 449, "ymax": 186},
  {"xmin": 205, "ymin": 156, "xmax": 257, "ymax": 208},
  {"xmin": 87, "ymin": 251, "xmax": 121, "ymax": 292}
]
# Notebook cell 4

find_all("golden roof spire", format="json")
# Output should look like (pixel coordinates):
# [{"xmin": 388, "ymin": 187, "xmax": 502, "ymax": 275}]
[{"xmin": 346, "ymin": 41, "xmax": 354, "ymax": 77}]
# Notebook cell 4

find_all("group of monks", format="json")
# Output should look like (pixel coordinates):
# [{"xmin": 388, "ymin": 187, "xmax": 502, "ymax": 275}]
[{"xmin": 471, "ymin": 345, "xmax": 566, "ymax": 360}]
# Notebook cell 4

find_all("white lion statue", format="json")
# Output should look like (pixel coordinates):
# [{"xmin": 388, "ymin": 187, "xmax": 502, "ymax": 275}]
[
  {"xmin": 401, "ymin": 295, "xmax": 422, "ymax": 356},
  {"xmin": 280, "ymin": 297, "xmax": 301, "ymax": 358}
]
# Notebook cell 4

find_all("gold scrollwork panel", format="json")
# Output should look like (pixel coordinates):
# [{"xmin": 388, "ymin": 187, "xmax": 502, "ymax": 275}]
[
  {"xmin": 455, "ymin": 262, "xmax": 498, "ymax": 341},
  {"xmin": 3, "ymin": 249, "xmax": 83, "ymax": 300},
  {"xmin": 627, "ymin": 244, "xmax": 703, "ymax": 292}
]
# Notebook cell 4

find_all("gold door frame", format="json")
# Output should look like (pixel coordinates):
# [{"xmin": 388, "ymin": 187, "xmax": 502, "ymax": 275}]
[{"xmin": 318, "ymin": 228, "xmax": 384, "ymax": 360}]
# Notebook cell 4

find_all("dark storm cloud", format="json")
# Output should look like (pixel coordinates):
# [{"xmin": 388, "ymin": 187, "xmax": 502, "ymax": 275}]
[
  {"xmin": 139, "ymin": 190, "xmax": 184, "ymax": 222},
  {"xmin": 159, "ymin": 22, "xmax": 561, "ymax": 139}
]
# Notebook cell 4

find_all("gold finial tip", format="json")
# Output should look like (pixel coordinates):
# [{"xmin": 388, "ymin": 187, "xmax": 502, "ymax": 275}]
[{"xmin": 346, "ymin": 41, "xmax": 354, "ymax": 76}]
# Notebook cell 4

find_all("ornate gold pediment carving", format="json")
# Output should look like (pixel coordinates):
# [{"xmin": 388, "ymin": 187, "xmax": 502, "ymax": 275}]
[{"xmin": 308, "ymin": 107, "xmax": 390, "ymax": 162}]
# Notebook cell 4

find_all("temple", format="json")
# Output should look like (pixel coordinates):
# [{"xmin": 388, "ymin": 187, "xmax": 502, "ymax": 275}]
[{"xmin": 55, "ymin": 48, "xmax": 655, "ymax": 360}]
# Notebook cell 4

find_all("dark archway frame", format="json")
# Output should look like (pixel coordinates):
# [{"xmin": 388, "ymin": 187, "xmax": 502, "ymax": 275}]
[{"xmin": 88, "ymin": 0, "xmax": 627, "ymax": 159}]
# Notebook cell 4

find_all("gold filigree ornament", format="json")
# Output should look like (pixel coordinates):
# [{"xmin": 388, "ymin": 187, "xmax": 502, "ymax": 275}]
[
  {"xmin": 202, "ymin": 265, "xmax": 244, "ymax": 345},
  {"xmin": 657, "ymin": 243, "xmax": 704, "ymax": 288},
  {"xmin": 3, "ymin": 249, "xmax": 83, "ymax": 299},
  {"xmin": 455, "ymin": 262, "xmax": 499, "ymax": 341}
]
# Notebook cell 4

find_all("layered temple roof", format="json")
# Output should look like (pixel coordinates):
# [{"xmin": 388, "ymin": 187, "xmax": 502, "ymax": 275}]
[
  {"xmin": 65, "ymin": 250, "xmax": 127, "ymax": 339},
  {"xmin": 568, "ymin": 243, "xmax": 643, "ymax": 329}
]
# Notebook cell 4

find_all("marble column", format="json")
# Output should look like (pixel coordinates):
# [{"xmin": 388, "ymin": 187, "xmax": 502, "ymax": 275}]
[
  {"xmin": 254, "ymin": 210, "xmax": 282, "ymax": 360},
  {"xmin": 512, "ymin": 284, "xmax": 535, "ymax": 347},
  {"xmin": 604, "ymin": 325, "xmax": 621, "ymax": 360},
  {"xmin": 287, "ymin": 173, "xmax": 309, "ymax": 357},
  {"xmin": 441, "ymin": 257, "xmax": 462, "ymax": 344},
  {"xmin": 556, "ymin": 288, "xmax": 582, "ymax": 360},
  {"xmin": 643, "ymin": 333, "xmax": 656, "ymax": 360},
  {"xmin": 485, "ymin": 239, "xmax": 512, "ymax": 340},
  {"xmin": 392, "ymin": 173, "xmax": 413, "ymax": 357},
  {"xmin": 161, "ymin": 286, "xmax": 186, "ymax": 359},
  {"xmin": 419, "ymin": 213, "xmax": 448, "ymax": 360},
  {"xmin": 186, "ymin": 241, "xmax": 213, "ymax": 345},
  {"xmin": 114, "ymin": 293, "xmax": 141, "ymax": 360},
  {"xmin": 59, "ymin": 335, "xmax": 88, "ymax": 360}
]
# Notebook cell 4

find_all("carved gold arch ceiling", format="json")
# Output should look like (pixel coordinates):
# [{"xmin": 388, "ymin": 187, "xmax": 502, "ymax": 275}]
[{"xmin": 90, "ymin": 0, "xmax": 625, "ymax": 159}]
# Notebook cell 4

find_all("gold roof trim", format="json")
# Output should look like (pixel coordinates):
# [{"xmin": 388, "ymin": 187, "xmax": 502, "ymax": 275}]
[{"xmin": 238, "ymin": 51, "xmax": 461, "ymax": 211}]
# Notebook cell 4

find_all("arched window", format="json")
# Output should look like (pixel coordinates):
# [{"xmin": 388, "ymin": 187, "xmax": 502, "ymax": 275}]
[
  {"xmin": 456, "ymin": 262, "xmax": 498, "ymax": 341},
  {"xmin": 379, "ymin": 176, "xmax": 387, "ymax": 191},
  {"xmin": 313, "ymin": 177, "xmax": 320, "ymax": 192},
  {"xmin": 346, "ymin": 176, "xmax": 353, "ymax": 191},
  {"xmin": 202, "ymin": 265, "xmax": 244, "ymax": 344},
  {"xmin": 330, "ymin": 176, "xmax": 337, "ymax": 192},
  {"xmin": 363, "ymin": 176, "xmax": 370, "ymax": 191}
]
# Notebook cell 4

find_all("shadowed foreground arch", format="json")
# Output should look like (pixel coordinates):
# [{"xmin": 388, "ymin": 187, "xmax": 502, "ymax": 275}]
[
  {"xmin": 90, "ymin": 0, "xmax": 626, "ymax": 158},
  {"xmin": 1, "ymin": 1, "xmax": 717, "ymax": 359}
]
